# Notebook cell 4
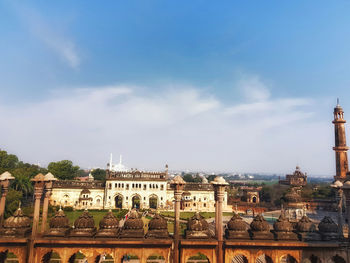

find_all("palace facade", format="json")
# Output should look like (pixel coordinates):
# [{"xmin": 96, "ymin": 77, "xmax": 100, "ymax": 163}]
[{"xmin": 50, "ymin": 157, "xmax": 228, "ymax": 211}]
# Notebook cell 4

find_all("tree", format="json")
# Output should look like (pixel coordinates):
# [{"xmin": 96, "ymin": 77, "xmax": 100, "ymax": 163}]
[
  {"xmin": 182, "ymin": 174, "xmax": 194, "ymax": 182},
  {"xmin": 48, "ymin": 160, "xmax": 80, "ymax": 180},
  {"xmin": 11, "ymin": 173, "xmax": 33, "ymax": 198},
  {"xmin": 206, "ymin": 174, "xmax": 216, "ymax": 182},
  {"xmin": 5, "ymin": 189, "xmax": 22, "ymax": 218},
  {"xmin": 91, "ymin": 169, "xmax": 106, "ymax": 181},
  {"xmin": 0, "ymin": 150, "xmax": 19, "ymax": 173}
]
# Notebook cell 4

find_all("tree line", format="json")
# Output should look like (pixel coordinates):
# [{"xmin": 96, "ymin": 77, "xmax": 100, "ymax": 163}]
[{"xmin": 0, "ymin": 149, "xmax": 106, "ymax": 216}]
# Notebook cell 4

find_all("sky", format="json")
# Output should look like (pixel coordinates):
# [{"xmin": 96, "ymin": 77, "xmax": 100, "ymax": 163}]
[{"xmin": 1, "ymin": 1, "xmax": 350, "ymax": 175}]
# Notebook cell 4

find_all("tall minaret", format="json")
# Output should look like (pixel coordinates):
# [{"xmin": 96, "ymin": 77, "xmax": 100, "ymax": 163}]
[{"xmin": 333, "ymin": 100, "xmax": 349, "ymax": 181}]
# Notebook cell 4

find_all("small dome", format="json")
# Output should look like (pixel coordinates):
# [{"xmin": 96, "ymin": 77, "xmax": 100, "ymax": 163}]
[
  {"xmin": 250, "ymin": 214, "xmax": 270, "ymax": 232},
  {"xmin": 343, "ymin": 180, "xmax": 350, "ymax": 189},
  {"xmin": 3, "ymin": 208, "xmax": 30, "ymax": 229},
  {"xmin": 171, "ymin": 175, "xmax": 185, "ymax": 185},
  {"xmin": 212, "ymin": 176, "xmax": 228, "ymax": 185},
  {"xmin": 296, "ymin": 216, "xmax": 316, "ymax": 232},
  {"xmin": 284, "ymin": 188, "xmax": 302, "ymax": 203},
  {"xmin": 0, "ymin": 171, "xmax": 14, "ymax": 180},
  {"xmin": 318, "ymin": 216, "xmax": 338, "ymax": 233},
  {"xmin": 148, "ymin": 213, "xmax": 167, "ymax": 230},
  {"xmin": 44, "ymin": 172, "xmax": 57, "ymax": 181},
  {"xmin": 202, "ymin": 177, "xmax": 208, "ymax": 184},
  {"xmin": 124, "ymin": 210, "xmax": 143, "ymax": 230},
  {"xmin": 74, "ymin": 210, "xmax": 95, "ymax": 229},
  {"xmin": 99, "ymin": 210, "xmax": 119, "ymax": 229},
  {"xmin": 187, "ymin": 213, "xmax": 209, "ymax": 231},
  {"xmin": 81, "ymin": 188, "xmax": 91, "ymax": 194},
  {"xmin": 227, "ymin": 213, "xmax": 248, "ymax": 231},
  {"xmin": 49, "ymin": 208, "xmax": 69, "ymax": 228},
  {"xmin": 273, "ymin": 213, "xmax": 293, "ymax": 232},
  {"xmin": 331, "ymin": 180, "xmax": 343, "ymax": 188}
]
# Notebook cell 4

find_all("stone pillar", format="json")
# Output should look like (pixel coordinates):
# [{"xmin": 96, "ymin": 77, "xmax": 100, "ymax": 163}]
[
  {"xmin": 41, "ymin": 187, "xmax": 51, "ymax": 233},
  {"xmin": 170, "ymin": 176, "xmax": 185, "ymax": 263},
  {"xmin": 342, "ymin": 182, "xmax": 350, "ymax": 240},
  {"xmin": 212, "ymin": 176, "xmax": 228, "ymax": 263},
  {"xmin": 214, "ymin": 187, "xmax": 218, "ymax": 237},
  {"xmin": 337, "ymin": 188, "xmax": 344, "ymax": 236},
  {"xmin": 31, "ymin": 173, "xmax": 45, "ymax": 237},
  {"xmin": 0, "ymin": 182, "xmax": 9, "ymax": 225},
  {"xmin": 0, "ymin": 172, "xmax": 14, "ymax": 226}
]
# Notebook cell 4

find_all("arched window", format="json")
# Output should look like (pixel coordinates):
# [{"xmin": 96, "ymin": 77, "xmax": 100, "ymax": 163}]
[{"xmin": 232, "ymin": 254, "xmax": 248, "ymax": 263}]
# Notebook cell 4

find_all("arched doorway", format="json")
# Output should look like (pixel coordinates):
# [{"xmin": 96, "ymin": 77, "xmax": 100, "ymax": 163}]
[
  {"xmin": 281, "ymin": 255, "xmax": 297, "ymax": 263},
  {"xmin": 121, "ymin": 254, "xmax": 140, "ymax": 263},
  {"xmin": 132, "ymin": 195, "xmax": 141, "ymax": 209},
  {"xmin": 252, "ymin": 196, "xmax": 257, "ymax": 203},
  {"xmin": 42, "ymin": 250, "xmax": 61, "ymax": 263},
  {"xmin": 68, "ymin": 251, "xmax": 87, "ymax": 263},
  {"xmin": 187, "ymin": 253, "xmax": 209, "ymax": 263},
  {"xmin": 149, "ymin": 195, "xmax": 158, "ymax": 209},
  {"xmin": 232, "ymin": 254, "xmax": 248, "ymax": 263},
  {"xmin": 115, "ymin": 195, "xmax": 123, "ymax": 209},
  {"xmin": 256, "ymin": 254, "xmax": 273, "ymax": 263},
  {"xmin": 95, "ymin": 254, "xmax": 113, "ymax": 263},
  {"xmin": 146, "ymin": 254, "xmax": 165, "ymax": 263},
  {"xmin": 333, "ymin": 255, "xmax": 346, "ymax": 263},
  {"xmin": 0, "ymin": 251, "xmax": 19, "ymax": 263}
]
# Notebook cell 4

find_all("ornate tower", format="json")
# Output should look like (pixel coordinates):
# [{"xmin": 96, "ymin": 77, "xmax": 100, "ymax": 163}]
[{"xmin": 333, "ymin": 100, "xmax": 349, "ymax": 181}]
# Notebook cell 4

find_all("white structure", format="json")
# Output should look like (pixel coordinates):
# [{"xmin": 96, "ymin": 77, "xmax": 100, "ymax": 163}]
[{"xmin": 50, "ymin": 157, "xmax": 228, "ymax": 211}]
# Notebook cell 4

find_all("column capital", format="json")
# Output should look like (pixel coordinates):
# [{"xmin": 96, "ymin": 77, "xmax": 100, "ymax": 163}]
[{"xmin": 211, "ymin": 176, "xmax": 228, "ymax": 197}]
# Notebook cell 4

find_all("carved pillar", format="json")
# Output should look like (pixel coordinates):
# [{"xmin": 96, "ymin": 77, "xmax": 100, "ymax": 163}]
[
  {"xmin": 170, "ymin": 176, "xmax": 185, "ymax": 263},
  {"xmin": 0, "ymin": 182, "xmax": 9, "ymax": 225},
  {"xmin": 41, "ymin": 186, "xmax": 52, "ymax": 233},
  {"xmin": 31, "ymin": 174, "xmax": 45, "ymax": 237},
  {"xmin": 337, "ymin": 188, "xmax": 344, "ymax": 236},
  {"xmin": 342, "ymin": 183, "xmax": 350, "ymax": 240},
  {"xmin": 40, "ymin": 173, "xmax": 57, "ymax": 234},
  {"xmin": 212, "ymin": 177, "xmax": 228, "ymax": 263},
  {"xmin": 0, "ymin": 172, "xmax": 14, "ymax": 226}
]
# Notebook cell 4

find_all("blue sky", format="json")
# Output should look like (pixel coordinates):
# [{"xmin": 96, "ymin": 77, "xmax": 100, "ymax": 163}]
[{"xmin": 1, "ymin": 1, "xmax": 350, "ymax": 175}]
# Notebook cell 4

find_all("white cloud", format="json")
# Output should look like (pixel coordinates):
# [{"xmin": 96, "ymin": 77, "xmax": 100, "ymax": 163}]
[
  {"xmin": 12, "ymin": 4, "xmax": 80, "ymax": 69},
  {"xmin": 239, "ymin": 75, "xmax": 271, "ymax": 102},
  {"xmin": 0, "ymin": 81, "xmax": 335, "ymax": 175}
]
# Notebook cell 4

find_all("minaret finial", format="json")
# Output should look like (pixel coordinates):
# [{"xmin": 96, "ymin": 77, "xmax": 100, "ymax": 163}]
[
  {"xmin": 109, "ymin": 153, "xmax": 113, "ymax": 169},
  {"xmin": 337, "ymin": 98, "xmax": 340, "ymax": 106},
  {"xmin": 119, "ymin": 154, "xmax": 122, "ymax": 164},
  {"xmin": 18, "ymin": 201, "xmax": 21, "ymax": 209}
]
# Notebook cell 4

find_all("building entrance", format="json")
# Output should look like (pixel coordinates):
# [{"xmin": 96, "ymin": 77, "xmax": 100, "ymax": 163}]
[
  {"xmin": 115, "ymin": 195, "xmax": 123, "ymax": 209},
  {"xmin": 132, "ymin": 196, "xmax": 140, "ymax": 209}
]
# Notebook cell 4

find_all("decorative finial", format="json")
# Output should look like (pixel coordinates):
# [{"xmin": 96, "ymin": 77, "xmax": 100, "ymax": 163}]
[
  {"xmin": 18, "ymin": 201, "xmax": 21, "ymax": 209},
  {"xmin": 337, "ymin": 98, "xmax": 340, "ymax": 106}
]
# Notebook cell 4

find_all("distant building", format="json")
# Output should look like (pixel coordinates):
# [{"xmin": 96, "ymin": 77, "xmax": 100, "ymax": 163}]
[
  {"xmin": 241, "ymin": 186, "xmax": 261, "ymax": 204},
  {"xmin": 279, "ymin": 166, "xmax": 307, "ymax": 187}
]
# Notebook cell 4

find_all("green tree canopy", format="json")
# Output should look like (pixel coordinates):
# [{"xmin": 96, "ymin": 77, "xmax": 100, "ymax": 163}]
[
  {"xmin": 48, "ymin": 160, "xmax": 80, "ymax": 180},
  {"xmin": 5, "ymin": 189, "xmax": 22, "ymax": 218},
  {"xmin": 91, "ymin": 168, "xmax": 106, "ymax": 181},
  {"xmin": 0, "ymin": 150, "xmax": 19, "ymax": 173}
]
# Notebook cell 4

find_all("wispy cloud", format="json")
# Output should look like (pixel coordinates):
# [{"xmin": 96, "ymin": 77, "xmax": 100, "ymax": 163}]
[
  {"xmin": 0, "ymin": 78, "xmax": 334, "ymax": 175},
  {"xmin": 11, "ymin": 3, "xmax": 80, "ymax": 69}
]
